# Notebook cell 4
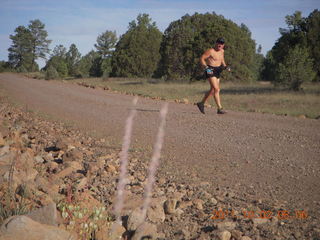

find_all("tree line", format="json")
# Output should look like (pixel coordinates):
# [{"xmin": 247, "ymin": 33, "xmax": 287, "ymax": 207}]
[{"xmin": 1, "ymin": 10, "xmax": 319, "ymax": 90}]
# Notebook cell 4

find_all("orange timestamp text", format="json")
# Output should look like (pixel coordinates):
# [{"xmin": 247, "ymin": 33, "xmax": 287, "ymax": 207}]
[{"xmin": 211, "ymin": 209, "xmax": 308, "ymax": 220}]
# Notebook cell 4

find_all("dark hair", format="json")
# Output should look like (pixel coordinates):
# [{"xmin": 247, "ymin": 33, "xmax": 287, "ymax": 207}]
[{"xmin": 216, "ymin": 37, "xmax": 225, "ymax": 44}]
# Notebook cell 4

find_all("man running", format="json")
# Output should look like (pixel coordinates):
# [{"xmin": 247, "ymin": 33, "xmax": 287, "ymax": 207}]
[{"xmin": 197, "ymin": 37, "xmax": 230, "ymax": 114}]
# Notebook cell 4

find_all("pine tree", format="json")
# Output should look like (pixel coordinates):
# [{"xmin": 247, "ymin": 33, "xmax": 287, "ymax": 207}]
[
  {"xmin": 28, "ymin": 19, "xmax": 51, "ymax": 71},
  {"xmin": 8, "ymin": 26, "xmax": 34, "ymax": 70},
  {"xmin": 66, "ymin": 43, "xmax": 81, "ymax": 76}
]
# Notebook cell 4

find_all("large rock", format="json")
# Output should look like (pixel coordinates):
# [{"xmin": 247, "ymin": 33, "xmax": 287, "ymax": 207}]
[
  {"xmin": 0, "ymin": 215, "xmax": 76, "ymax": 240},
  {"xmin": 26, "ymin": 202, "xmax": 58, "ymax": 226}
]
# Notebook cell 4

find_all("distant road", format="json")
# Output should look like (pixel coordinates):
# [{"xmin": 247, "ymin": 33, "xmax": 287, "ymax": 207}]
[{"xmin": 1, "ymin": 73, "xmax": 319, "ymax": 209}]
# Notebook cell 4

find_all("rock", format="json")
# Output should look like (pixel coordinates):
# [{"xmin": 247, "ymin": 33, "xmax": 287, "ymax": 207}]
[
  {"xmin": 65, "ymin": 160, "xmax": 82, "ymax": 170},
  {"xmin": 147, "ymin": 198, "xmax": 166, "ymax": 223},
  {"xmin": 252, "ymin": 218, "xmax": 269, "ymax": 226},
  {"xmin": 34, "ymin": 155, "xmax": 45, "ymax": 164},
  {"xmin": 231, "ymin": 230, "xmax": 243, "ymax": 240},
  {"xmin": 164, "ymin": 198, "xmax": 178, "ymax": 214},
  {"xmin": 0, "ymin": 133, "xmax": 5, "ymax": 146},
  {"xmin": 182, "ymin": 98, "xmax": 189, "ymax": 104},
  {"xmin": 106, "ymin": 163, "xmax": 116, "ymax": 173},
  {"xmin": 218, "ymin": 230, "xmax": 231, "ymax": 240},
  {"xmin": 0, "ymin": 215, "xmax": 76, "ymax": 240},
  {"xmin": 0, "ymin": 144, "xmax": 10, "ymax": 157},
  {"xmin": 96, "ymin": 222, "xmax": 126, "ymax": 240},
  {"xmin": 62, "ymin": 148, "xmax": 83, "ymax": 162},
  {"xmin": 210, "ymin": 197, "xmax": 218, "ymax": 205},
  {"xmin": 76, "ymin": 177, "xmax": 88, "ymax": 190},
  {"xmin": 132, "ymin": 222, "xmax": 158, "ymax": 240},
  {"xmin": 127, "ymin": 208, "xmax": 144, "ymax": 231},
  {"xmin": 193, "ymin": 199, "xmax": 204, "ymax": 210},
  {"xmin": 26, "ymin": 202, "xmax": 58, "ymax": 226},
  {"xmin": 179, "ymin": 200, "xmax": 193, "ymax": 209},
  {"xmin": 241, "ymin": 237, "xmax": 252, "ymax": 240},
  {"xmin": 215, "ymin": 221, "xmax": 236, "ymax": 231}
]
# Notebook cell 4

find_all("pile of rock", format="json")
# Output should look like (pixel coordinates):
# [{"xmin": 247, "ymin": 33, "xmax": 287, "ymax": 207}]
[{"xmin": 0, "ymin": 100, "xmax": 319, "ymax": 240}]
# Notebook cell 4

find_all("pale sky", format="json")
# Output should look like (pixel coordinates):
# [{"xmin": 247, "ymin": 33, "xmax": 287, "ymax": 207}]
[{"xmin": 0, "ymin": 0, "xmax": 319, "ymax": 67}]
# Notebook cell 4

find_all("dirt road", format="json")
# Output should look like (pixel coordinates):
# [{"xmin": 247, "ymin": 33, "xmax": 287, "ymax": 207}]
[{"xmin": 1, "ymin": 73, "xmax": 319, "ymax": 210}]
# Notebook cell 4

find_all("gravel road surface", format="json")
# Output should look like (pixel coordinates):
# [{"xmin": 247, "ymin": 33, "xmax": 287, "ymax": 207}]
[{"xmin": 1, "ymin": 73, "xmax": 319, "ymax": 211}]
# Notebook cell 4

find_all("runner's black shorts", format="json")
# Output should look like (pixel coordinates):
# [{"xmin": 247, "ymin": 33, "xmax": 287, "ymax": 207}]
[{"xmin": 205, "ymin": 65, "xmax": 223, "ymax": 78}]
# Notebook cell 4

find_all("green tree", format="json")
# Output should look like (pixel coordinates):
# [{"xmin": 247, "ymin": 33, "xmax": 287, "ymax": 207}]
[
  {"xmin": 112, "ymin": 14, "xmax": 163, "ymax": 77},
  {"xmin": 45, "ymin": 65, "xmax": 59, "ymax": 80},
  {"xmin": 157, "ymin": 12, "xmax": 256, "ymax": 82},
  {"xmin": 251, "ymin": 45, "xmax": 265, "ymax": 81},
  {"xmin": 78, "ymin": 50, "xmax": 102, "ymax": 78},
  {"xmin": 95, "ymin": 30, "xmax": 117, "ymax": 59},
  {"xmin": 66, "ymin": 43, "xmax": 81, "ymax": 76},
  {"xmin": 8, "ymin": 26, "xmax": 34, "ymax": 71},
  {"xmin": 28, "ymin": 19, "xmax": 51, "ymax": 71},
  {"xmin": 95, "ymin": 30, "xmax": 117, "ymax": 78},
  {"xmin": 45, "ymin": 44, "xmax": 68, "ymax": 78},
  {"xmin": 263, "ymin": 10, "xmax": 320, "ymax": 82},
  {"xmin": 306, "ymin": 9, "xmax": 320, "ymax": 81},
  {"xmin": 276, "ymin": 45, "xmax": 315, "ymax": 90}
]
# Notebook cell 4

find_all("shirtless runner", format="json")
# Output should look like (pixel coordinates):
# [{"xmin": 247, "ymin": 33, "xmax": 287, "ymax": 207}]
[{"xmin": 197, "ymin": 37, "xmax": 230, "ymax": 114}]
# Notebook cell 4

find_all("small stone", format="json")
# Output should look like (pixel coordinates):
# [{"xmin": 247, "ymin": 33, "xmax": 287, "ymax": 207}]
[
  {"xmin": 127, "ymin": 208, "xmax": 144, "ymax": 231},
  {"xmin": 218, "ymin": 230, "xmax": 231, "ymax": 240},
  {"xmin": 210, "ymin": 197, "xmax": 218, "ymax": 205},
  {"xmin": 241, "ymin": 236, "xmax": 252, "ymax": 240},
  {"xmin": 231, "ymin": 229, "xmax": 243, "ymax": 240},
  {"xmin": 215, "ymin": 221, "xmax": 236, "ymax": 231},
  {"xmin": 179, "ymin": 200, "xmax": 193, "ymax": 209},
  {"xmin": 132, "ymin": 222, "xmax": 158, "ymax": 240},
  {"xmin": 252, "ymin": 218, "xmax": 269, "ymax": 226},
  {"xmin": 164, "ymin": 198, "xmax": 178, "ymax": 214},
  {"xmin": 193, "ymin": 199, "xmax": 204, "ymax": 210},
  {"xmin": 34, "ymin": 155, "xmax": 45, "ymax": 164},
  {"xmin": 147, "ymin": 198, "xmax": 166, "ymax": 223}
]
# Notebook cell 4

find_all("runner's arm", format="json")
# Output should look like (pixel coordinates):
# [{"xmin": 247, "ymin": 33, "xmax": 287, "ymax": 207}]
[{"xmin": 200, "ymin": 49, "xmax": 212, "ymax": 68}]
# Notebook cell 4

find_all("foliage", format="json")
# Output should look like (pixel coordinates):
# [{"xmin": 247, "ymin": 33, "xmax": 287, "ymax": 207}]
[
  {"xmin": 111, "ymin": 14, "xmax": 163, "ymax": 77},
  {"xmin": 78, "ymin": 50, "xmax": 102, "ymax": 78},
  {"xmin": 28, "ymin": 19, "xmax": 51, "ymax": 70},
  {"xmin": 45, "ymin": 65, "xmax": 60, "ymax": 80},
  {"xmin": 95, "ymin": 30, "xmax": 117, "ymax": 59},
  {"xmin": 57, "ymin": 200, "xmax": 113, "ymax": 240},
  {"xmin": 45, "ymin": 55, "xmax": 68, "ymax": 78},
  {"xmin": 157, "ymin": 12, "xmax": 256, "ymax": 82},
  {"xmin": 264, "ymin": 10, "xmax": 320, "ymax": 83},
  {"xmin": 8, "ymin": 26, "xmax": 34, "ymax": 71},
  {"xmin": 0, "ymin": 61, "xmax": 13, "ymax": 72},
  {"xmin": 276, "ymin": 45, "xmax": 315, "ymax": 90},
  {"xmin": 66, "ymin": 43, "xmax": 81, "ymax": 77},
  {"xmin": 8, "ymin": 19, "xmax": 51, "ymax": 72}
]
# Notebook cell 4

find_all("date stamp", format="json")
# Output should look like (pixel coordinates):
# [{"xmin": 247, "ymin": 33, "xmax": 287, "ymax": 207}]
[{"xmin": 211, "ymin": 209, "xmax": 308, "ymax": 220}]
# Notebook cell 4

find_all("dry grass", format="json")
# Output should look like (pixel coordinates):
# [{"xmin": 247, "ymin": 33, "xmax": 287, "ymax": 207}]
[{"xmin": 65, "ymin": 77, "xmax": 320, "ymax": 119}]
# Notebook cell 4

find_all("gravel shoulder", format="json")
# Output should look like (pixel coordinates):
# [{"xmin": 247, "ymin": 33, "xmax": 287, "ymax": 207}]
[{"xmin": 1, "ymin": 72, "xmax": 319, "ymax": 212}]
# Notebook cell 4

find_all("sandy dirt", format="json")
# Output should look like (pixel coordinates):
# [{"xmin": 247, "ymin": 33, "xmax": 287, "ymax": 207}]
[{"xmin": 1, "ymin": 73, "xmax": 319, "ymax": 212}]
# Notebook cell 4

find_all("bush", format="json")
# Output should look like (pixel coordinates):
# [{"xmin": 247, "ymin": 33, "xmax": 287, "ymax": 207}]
[
  {"xmin": 276, "ymin": 45, "xmax": 316, "ymax": 90},
  {"xmin": 45, "ymin": 65, "xmax": 59, "ymax": 80}
]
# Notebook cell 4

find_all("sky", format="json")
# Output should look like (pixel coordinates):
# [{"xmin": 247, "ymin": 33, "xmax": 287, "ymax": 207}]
[{"xmin": 0, "ymin": 0, "xmax": 319, "ymax": 67}]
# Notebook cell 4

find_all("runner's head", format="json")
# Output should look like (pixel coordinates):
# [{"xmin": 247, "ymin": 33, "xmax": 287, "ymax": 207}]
[{"xmin": 215, "ymin": 37, "xmax": 225, "ymax": 50}]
